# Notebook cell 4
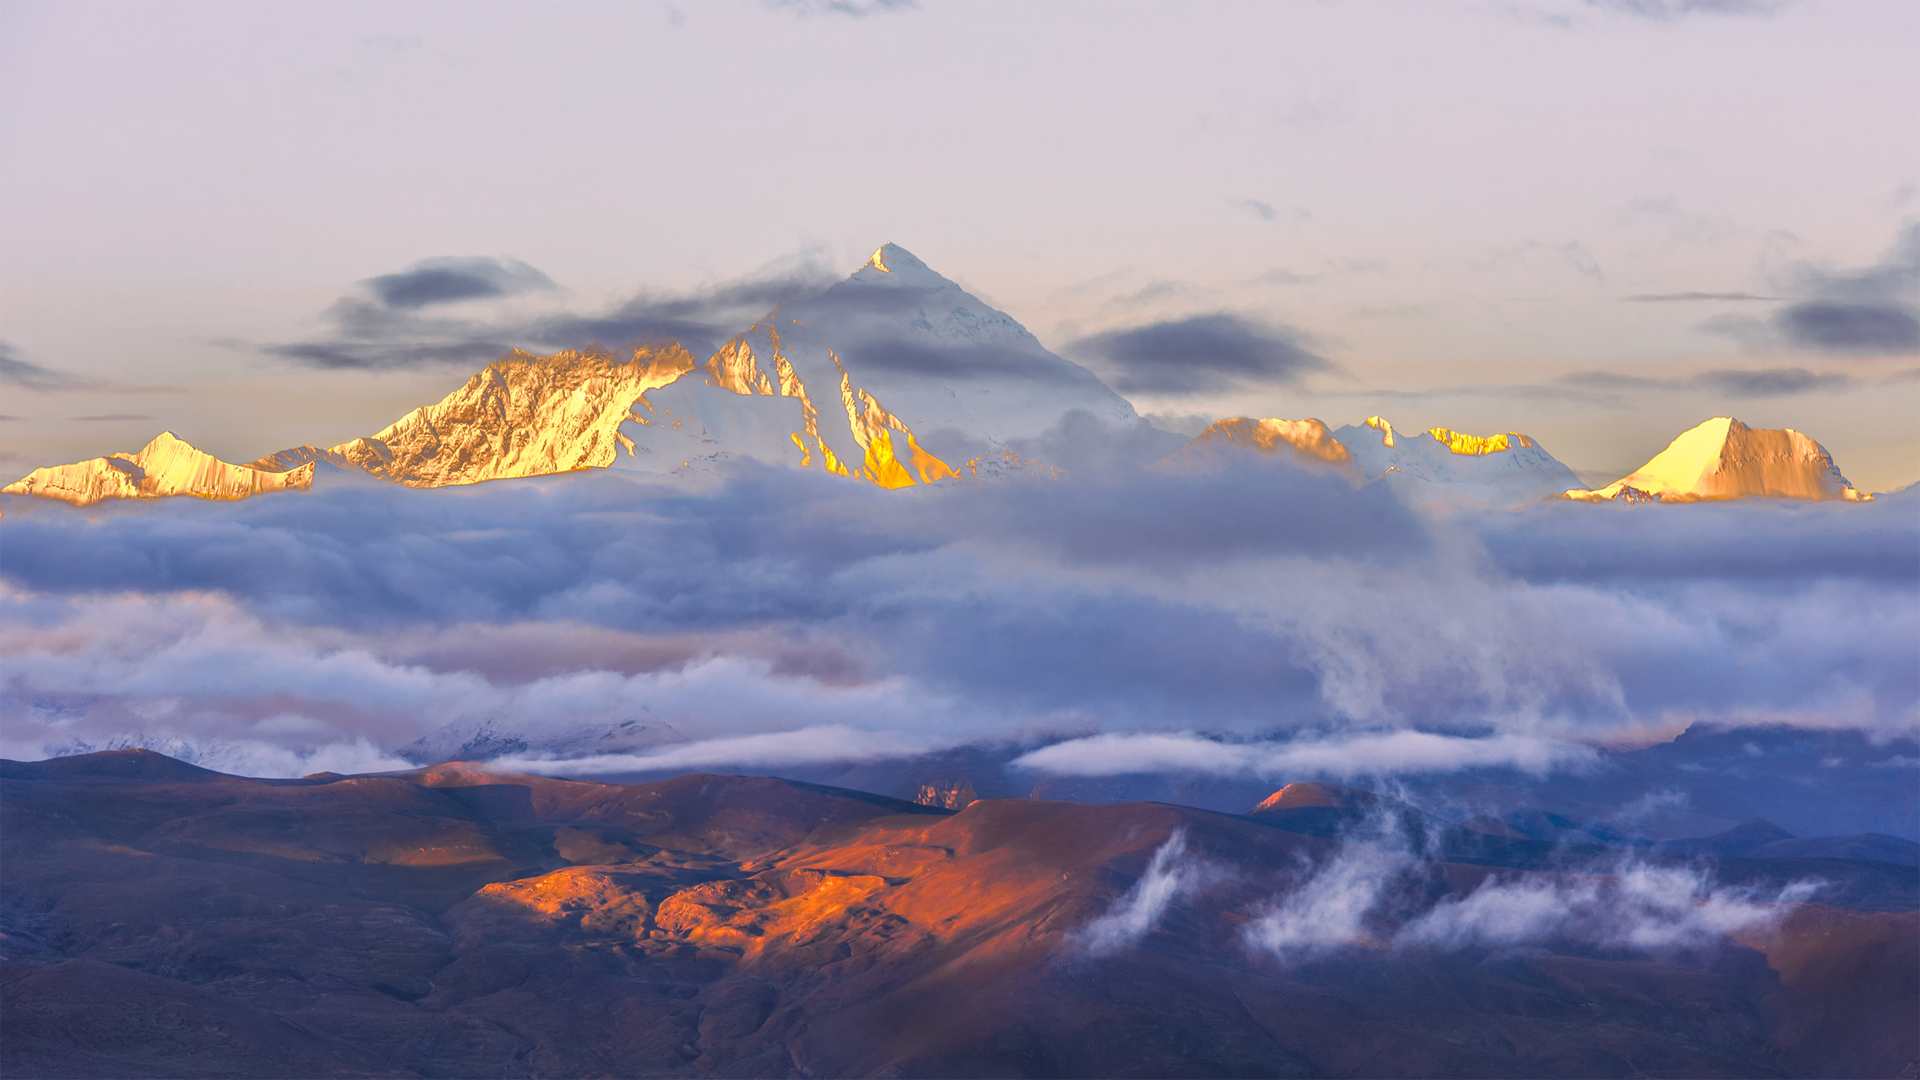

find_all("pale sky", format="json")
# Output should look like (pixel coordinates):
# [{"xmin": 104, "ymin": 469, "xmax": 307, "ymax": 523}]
[{"xmin": 3, "ymin": 0, "xmax": 1916, "ymax": 488}]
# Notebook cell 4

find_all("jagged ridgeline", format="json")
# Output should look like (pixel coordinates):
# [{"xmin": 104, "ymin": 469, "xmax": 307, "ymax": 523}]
[{"xmin": 0, "ymin": 245, "xmax": 1878, "ymax": 509}]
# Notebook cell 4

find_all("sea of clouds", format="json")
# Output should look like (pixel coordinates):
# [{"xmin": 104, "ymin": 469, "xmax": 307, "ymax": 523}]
[{"xmin": 0, "ymin": 457, "xmax": 1914, "ymax": 779}]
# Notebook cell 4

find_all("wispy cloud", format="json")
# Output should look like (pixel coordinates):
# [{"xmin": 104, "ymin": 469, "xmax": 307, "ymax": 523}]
[
  {"xmin": 1625, "ymin": 292, "xmax": 1777, "ymax": 302},
  {"xmin": 761, "ymin": 0, "xmax": 916, "ymax": 18},
  {"xmin": 1700, "ymin": 224, "xmax": 1920, "ymax": 357},
  {"xmin": 1013, "ymin": 731, "xmax": 1598, "ymax": 781},
  {"xmin": 0, "ymin": 344, "xmax": 83, "ymax": 391},
  {"xmin": 0, "ymin": 342, "xmax": 186, "ymax": 395},
  {"xmin": 262, "ymin": 253, "xmax": 838, "ymax": 371},
  {"xmin": 1398, "ymin": 861, "xmax": 1819, "ymax": 950},
  {"xmin": 1065, "ymin": 313, "xmax": 1333, "ymax": 395},
  {"xmin": 1584, "ymin": 0, "xmax": 1788, "ymax": 21},
  {"xmin": 495, "ymin": 725, "xmax": 940, "ymax": 775},
  {"xmin": 365, "ymin": 256, "xmax": 555, "ymax": 311},
  {"xmin": 1237, "ymin": 199, "xmax": 1278, "ymax": 222},
  {"xmin": 1076, "ymin": 829, "xmax": 1215, "ymax": 955}
]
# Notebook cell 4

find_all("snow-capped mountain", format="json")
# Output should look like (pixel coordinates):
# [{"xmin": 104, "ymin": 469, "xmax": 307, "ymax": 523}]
[
  {"xmin": 0, "ymin": 249, "xmax": 1891, "ymax": 509},
  {"xmin": 1563, "ymin": 417, "xmax": 1871, "ymax": 503},
  {"xmin": 251, "ymin": 344, "xmax": 696, "ymax": 486},
  {"xmin": 611, "ymin": 244, "xmax": 1173, "ymax": 483},
  {"xmin": 1331, "ymin": 417, "xmax": 1584, "ymax": 509},
  {"xmin": 1, "ymin": 432, "xmax": 312, "ymax": 507},
  {"xmin": 1154, "ymin": 417, "xmax": 1359, "ymax": 474},
  {"xmin": 397, "ymin": 716, "xmax": 688, "ymax": 766}
]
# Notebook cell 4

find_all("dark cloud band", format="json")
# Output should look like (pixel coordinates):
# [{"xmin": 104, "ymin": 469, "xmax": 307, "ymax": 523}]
[{"xmin": 1067, "ymin": 313, "xmax": 1332, "ymax": 395}]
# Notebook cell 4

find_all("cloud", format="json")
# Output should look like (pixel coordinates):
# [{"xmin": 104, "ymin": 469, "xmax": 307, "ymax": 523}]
[
  {"xmin": 1396, "ymin": 861, "xmax": 1819, "ymax": 951},
  {"xmin": 1, "ymin": 454, "xmax": 1913, "ymax": 776},
  {"xmin": 1584, "ymin": 0, "xmax": 1787, "ymax": 20},
  {"xmin": 1777, "ymin": 301, "xmax": 1920, "ymax": 354},
  {"xmin": 1075, "ymin": 829, "xmax": 1214, "ymax": 955},
  {"xmin": 0, "ymin": 343, "xmax": 83, "ymax": 391},
  {"xmin": 1768, "ymin": 224, "xmax": 1920, "ymax": 356},
  {"xmin": 762, "ymin": 0, "xmax": 916, "ymax": 16},
  {"xmin": 1624, "ymin": 292, "xmax": 1776, "ymax": 302},
  {"xmin": 1011, "ymin": 731, "xmax": 1598, "ymax": 781},
  {"xmin": 1243, "ymin": 837, "xmax": 1415, "ymax": 962},
  {"xmin": 1238, "ymin": 802, "xmax": 1817, "ymax": 965},
  {"xmin": 263, "ymin": 255, "xmax": 837, "ymax": 370},
  {"xmin": 1237, "ymin": 200, "xmax": 1278, "ymax": 222},
  {"xmin": 1065, "ymin": 313, "xmax": 1333, "ymax": 395},
  {"xmin": 495, "ymin": 726, "xmax": 941, "ymax": 775},
  {"xmin": 1689, "ymin": 367, "xmax": 1851, "ymax": 396},
  {"xmin": 365, "ymin": 256, "xmax": 556, "ymax": 310},
  {"xmin": 1556, "ymin": 366, "xmax": 1854, "ymax": 398},
  {"xmin": 1468, "ymin": 240, "xmax": 1605, "ymax": 283}
]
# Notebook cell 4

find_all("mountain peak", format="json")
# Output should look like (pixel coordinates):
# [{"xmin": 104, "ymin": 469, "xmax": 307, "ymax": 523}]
[
  {"xmin": 3, "ymin": 429, "xmax": 313, "ymax": 506},
  {"xmin": 1565, "ymin": 416, "xmax": 1870, "ymax": 502},
  {"xmin": 850, "ymin": 242, "xmax": 942, "ymax": 287}
]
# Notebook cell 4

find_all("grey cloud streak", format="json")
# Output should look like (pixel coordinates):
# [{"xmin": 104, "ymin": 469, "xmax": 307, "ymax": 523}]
[
  {"xmin": 263, "ymin": 256, "xmax": 839, "ymax": 370},
  {"xmin": 0, "ymin": 455, "xmax": 1913, "ymax": 778},
  {"xmin": 1066, "ymin": 313, "xmax": 1333, "ymax": 395},
  {"xmin": 1700, "ymin": 223, "xmax": 1920, "ymax": 357},
  {"xmin": 1584, "ymin": 0, "xmax": 1787, "ymax": 20},
  {"xmin": 0, "ymin": 344, "xmax": 83, "ymax": 391},
  {"xmin": 366, "ymin": 256, "xmax": 556, "ymax": 310},
  {"xmin": 1558, "ymin": 366, "xmax": 1854, "ymax": 398},
  {"xmin": 0, "ymin": 343, "xmax": 185, "ymax": 395}
]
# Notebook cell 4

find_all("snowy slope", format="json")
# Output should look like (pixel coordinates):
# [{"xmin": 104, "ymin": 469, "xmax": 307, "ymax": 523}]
[
  {"xmin": 253, "ymin": 345, "xmax": 695, "ymax": 488},
  {"xmin": 398, "ymin": 716, "xmax": 689, "ymax": 765},
  {"xmin": 613, "ymin": 244, "xmax": 1177, "ymax": 484},
  {"xmin": 2, "ymin": 432, "xmax": 313, "ymax": 507},
  {"xmin": 1331, "ymin": 417, "xmax": 1584, "ymax": 509},
  {"xmin": 1155, "ymin": 417, "xmax": 1359, "ymax": 475},
  {"xmin": 1563, "ymin": 417, "xmax": 1870, "ymax": 503}
]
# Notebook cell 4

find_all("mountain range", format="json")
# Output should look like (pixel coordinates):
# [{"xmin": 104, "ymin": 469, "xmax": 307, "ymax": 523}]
[{"xmin": 1, "ymin": 245, "xmax": 1880, "ymax": 510}]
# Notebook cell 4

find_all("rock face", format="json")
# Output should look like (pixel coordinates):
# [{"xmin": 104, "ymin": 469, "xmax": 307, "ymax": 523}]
[
  {"xmin": 259, "ymin": 344, "xmax": 697, "ymax": 488},
  {"xmin": 1564, "ymin": 416, "xmax": 1871, "ymax": 503},
  {"xmin": 1331, "ymin": 416, "xmax": 1585, "ymax": 508},
  {"xmin": 1155, "ymin": 417, "xmax": 1358, "ymax": 474},
  {"xmin": 0, "ymin": 431, "xmax": 313, "ymax": 507},
  {"xmin": 5, "ymin": 749, "xmax": 1916, "ymax": 1080}
]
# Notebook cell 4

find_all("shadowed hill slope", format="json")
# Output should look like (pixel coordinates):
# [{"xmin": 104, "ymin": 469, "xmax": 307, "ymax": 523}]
[{"xmin": 3, "ymin": 751, "xmax": 1914, "ymax": 1078}]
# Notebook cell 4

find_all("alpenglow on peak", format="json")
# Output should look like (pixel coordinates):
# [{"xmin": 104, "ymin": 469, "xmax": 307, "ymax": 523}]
[{"xmin": 852, "ymin": 243, "xmax": 942, "ymax": 287}]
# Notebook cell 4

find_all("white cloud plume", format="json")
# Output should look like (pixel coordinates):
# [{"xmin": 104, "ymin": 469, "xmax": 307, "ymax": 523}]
[
  {"xmin": 1012, "ymin": 730, "xmax": 1599, "ymax": 780},
  {"xmin": 1232, "ymin": 804, "xmax": 1821, "ymax": 964},
  {"xmin": 1396, "ymin": 862, "xmax": 1821, "ymax": 951},
  {"xmin": 1075, "ymin": 828, "xmax": 1214, "ymax": 955},
  {"xmin": 1242, "ymin": 839, "xmax": 1417, "ymax": 961},
  {"xmin": 492, "ymin": 725, "xmax": 941, "ymax": 775}
]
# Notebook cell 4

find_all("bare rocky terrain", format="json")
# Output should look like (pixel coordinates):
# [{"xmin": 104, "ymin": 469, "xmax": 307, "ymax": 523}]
[{"xmin": 3, "ymin": 750, "xmax": 1914, "ymax": 1078}]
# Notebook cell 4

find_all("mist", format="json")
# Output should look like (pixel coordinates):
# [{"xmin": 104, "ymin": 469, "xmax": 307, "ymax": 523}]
[{"xmin": 1, "ymin": 458, "xmax": 1913, "ymax": 779}]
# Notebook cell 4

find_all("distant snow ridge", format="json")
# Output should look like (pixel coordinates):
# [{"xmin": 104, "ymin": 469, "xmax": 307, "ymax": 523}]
[
  {"xmin": 1563, "ymin": 417, "xmax": 1871, "ymax": 503},
  {"xmin": 397, "ymin": 716, "xmax": 688, "ymax": 766},
  {"xmin": 1, "ymin": 432, "xmax": 312, "ymax": 507},
  {"xmin": 1156, "ymin": 417, "xmax": 1359, "ymax": 475},
  {"xmin": 1331, "ymin": 417, "xmax": 1584, "ymax": 509}
]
